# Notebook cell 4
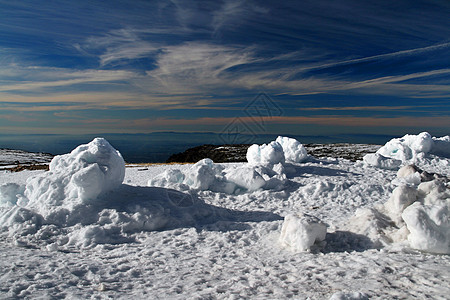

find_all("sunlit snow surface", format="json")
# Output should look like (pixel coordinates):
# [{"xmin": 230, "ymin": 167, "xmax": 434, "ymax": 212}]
[{"xmin": 0, "ymin": 134, "xmax": 449, "ymax": 299}]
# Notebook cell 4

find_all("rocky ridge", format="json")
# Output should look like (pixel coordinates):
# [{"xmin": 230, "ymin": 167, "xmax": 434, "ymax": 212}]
[{"xmin": 166, "ymin": 143, "xmax": 381, "ymax": 163}]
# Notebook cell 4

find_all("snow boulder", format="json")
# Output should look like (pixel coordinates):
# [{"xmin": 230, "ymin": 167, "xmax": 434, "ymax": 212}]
[
  {"xmin": 376, "ymin": 132, "xmax": 433, "ymax": 162},
  {"xmin": 275, "ymin": 136, "xmax": 308, "ymax": 163},
  {"xmin": 279, "ymin": 213, "xmax": 327, "ymax": 252},
  {"xmin": 384, "ymin": 185, "xmax": 417, "ymax": 225},
  {"xmin": 225, "ymin": 165, "xmax": 266, "ymax": 192},
  {"xmin": 24, "ymin": 138, "xmax": 125, "ymax": 218},
  {"xmin": 363, "ymin": 153, "xmax": 402, "ymax": 170},
  {"xmin": 246, "ymin": 141, "xmax": 285, "ymax": 166},
  {"xmin": 402, "ymin": 202, "xmax": 449, "ymax": 254},
  {"xmin": 149, "ymin": 159, "xmax": 235, "ymax": 193}
]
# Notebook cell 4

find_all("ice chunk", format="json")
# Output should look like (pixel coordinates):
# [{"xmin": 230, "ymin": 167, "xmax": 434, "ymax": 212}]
[
  {"xmin": 275, "ymin": 136, "xmax": 308, "ymax": 163},
  {"xmin": 279, "ymin": 213, "xmax": 327, "ymax": 252},
  {"xmin": 184, "ymin": 158, "xmax": 220, "ymax": 190},
  {"xmin": 225, "ymin": 166, "xmax": 266, "ymax": 191},
  {"xmin": 363, "ymin": 153, "xmax": 402, "ymax": 170},
  {"xmin": 246, "ymin": 141, "xmax": 285, "ymax": 166},
  {"xmin": 402, "ymin": 202, "xmax": 450, "ymax": 254}
]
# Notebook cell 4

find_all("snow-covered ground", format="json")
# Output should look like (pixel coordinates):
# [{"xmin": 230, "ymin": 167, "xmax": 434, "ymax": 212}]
[
  {"xmin": 0, "ymin": 149, "xmax": 53, "ymax": 170},
  {"xmin": 0, "ymin": 134, "xmax": 449, "ymax": 299}
]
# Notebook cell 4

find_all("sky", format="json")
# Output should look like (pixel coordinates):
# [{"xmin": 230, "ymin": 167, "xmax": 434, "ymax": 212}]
[{"xmin": 1, "ymin": 0, "xmax": 449, "ymax": 140}]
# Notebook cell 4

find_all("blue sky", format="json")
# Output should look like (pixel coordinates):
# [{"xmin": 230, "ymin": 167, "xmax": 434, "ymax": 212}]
[{"xmin": 1, "ymin": 0, "xmax": 449, "ymax": 137}]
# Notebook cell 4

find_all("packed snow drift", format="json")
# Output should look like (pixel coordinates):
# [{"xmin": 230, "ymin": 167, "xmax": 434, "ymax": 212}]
[
  {"xmin": 0, "ymin": 133, "xmax": 449, "ymax": 299},
  {"xmin": 0, "ymin": 138, "xmax": 235, "ymax": 248}
]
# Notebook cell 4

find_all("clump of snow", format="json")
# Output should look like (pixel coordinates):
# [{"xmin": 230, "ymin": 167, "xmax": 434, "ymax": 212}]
[
  {"xmin": 393, "ymin": 164, "xmax": 446, "ymax": 186},
  {"xmin": 225, "ymin": 165, "xmax": 266, "ymax": 192},
  {"xmin": 149, "ymin": 158, "xmax": 282, "ymax": 194},
  {"xmin": 402, "ymin": 201, "xmax": 449, "ymax": 254},
  {"xmin": 150, "ymin": 136, "xmax": 309, "ymax": 194},
  {"xmin": 183, "ymin": 158, "xmax": 224, "ymax": 190},
  {"xmin": 246, "ymin": 136, "xmax": 309, "ymax": 166},
  {"xmin": 279, "ymin": 212, "xmax": 327, "ymax": 252},
  {"xmin": 345, "ymin": 207, "xmax": 395, "ymax": 248},
  {"xmin": 275, "ymin": 136, "xmax": 308, "ymax": 163},
  {"xmin": 23, "ymin": 137, "xmax": 125, "ymax": 219},
  {"xmin": 376, "ymin": 132, "xmax": 433, "ymax": 162},
  {"xmin": 384, "ymin": 185, "xmax": 417, "ymax": 225},
  {"xmin": 246, "ymin": 140, "xmax": 285, "ymax": 166},
  {"xmin": 347, "ymin": 160, "xmax": 449, "ymax": 254},
  {"xmin": 368, "ymin": 132, "xmax": 450, "ymax": 166},
  {"xmin": 363, "ymin": 153, "xmax": 401, "ymax": 170},
  {"xmin": 150, "ymin": 158, "xmax": 234, "ymax": 193}
]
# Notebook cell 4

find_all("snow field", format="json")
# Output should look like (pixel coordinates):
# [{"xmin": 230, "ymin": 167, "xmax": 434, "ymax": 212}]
[{"xmin": 0, "ymin": 133, "xmax": 449, "ymax": 299}]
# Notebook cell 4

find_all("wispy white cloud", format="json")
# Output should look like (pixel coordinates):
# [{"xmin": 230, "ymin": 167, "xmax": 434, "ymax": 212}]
[
  {"xmin": 76, "ymin": 28, "xmax": 161, "ymax": 66},
  {"xmin": 299, "ymin": 42, "xmax": 450, "ymax": 73},
  {"xmin": 0, "ymin": 65, "xmax": 136, "ymax": 92}
]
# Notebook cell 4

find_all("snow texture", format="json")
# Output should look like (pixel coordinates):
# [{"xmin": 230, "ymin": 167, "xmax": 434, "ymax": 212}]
[{"xmin": 0, "ymin": 134, "xmax": 450, "ymax": 299}]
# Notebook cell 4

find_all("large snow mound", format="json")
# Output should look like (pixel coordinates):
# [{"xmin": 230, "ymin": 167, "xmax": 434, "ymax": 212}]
[
  {"xmin": 24, "ymin": 137, "xmax": 125, "ymax": 217},
  {"xmin": 0, "ymin": 139, "xmax": 229, "ymax": 249},
  {"xmin": 365, "ymin": 132, "xmax": 450, "ymax": 166}
]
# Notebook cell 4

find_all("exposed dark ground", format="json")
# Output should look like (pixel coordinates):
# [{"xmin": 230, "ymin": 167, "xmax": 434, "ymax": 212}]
[{"xmin": 166, "ymin": 143, "xmax": 381, "ymax": 163}]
